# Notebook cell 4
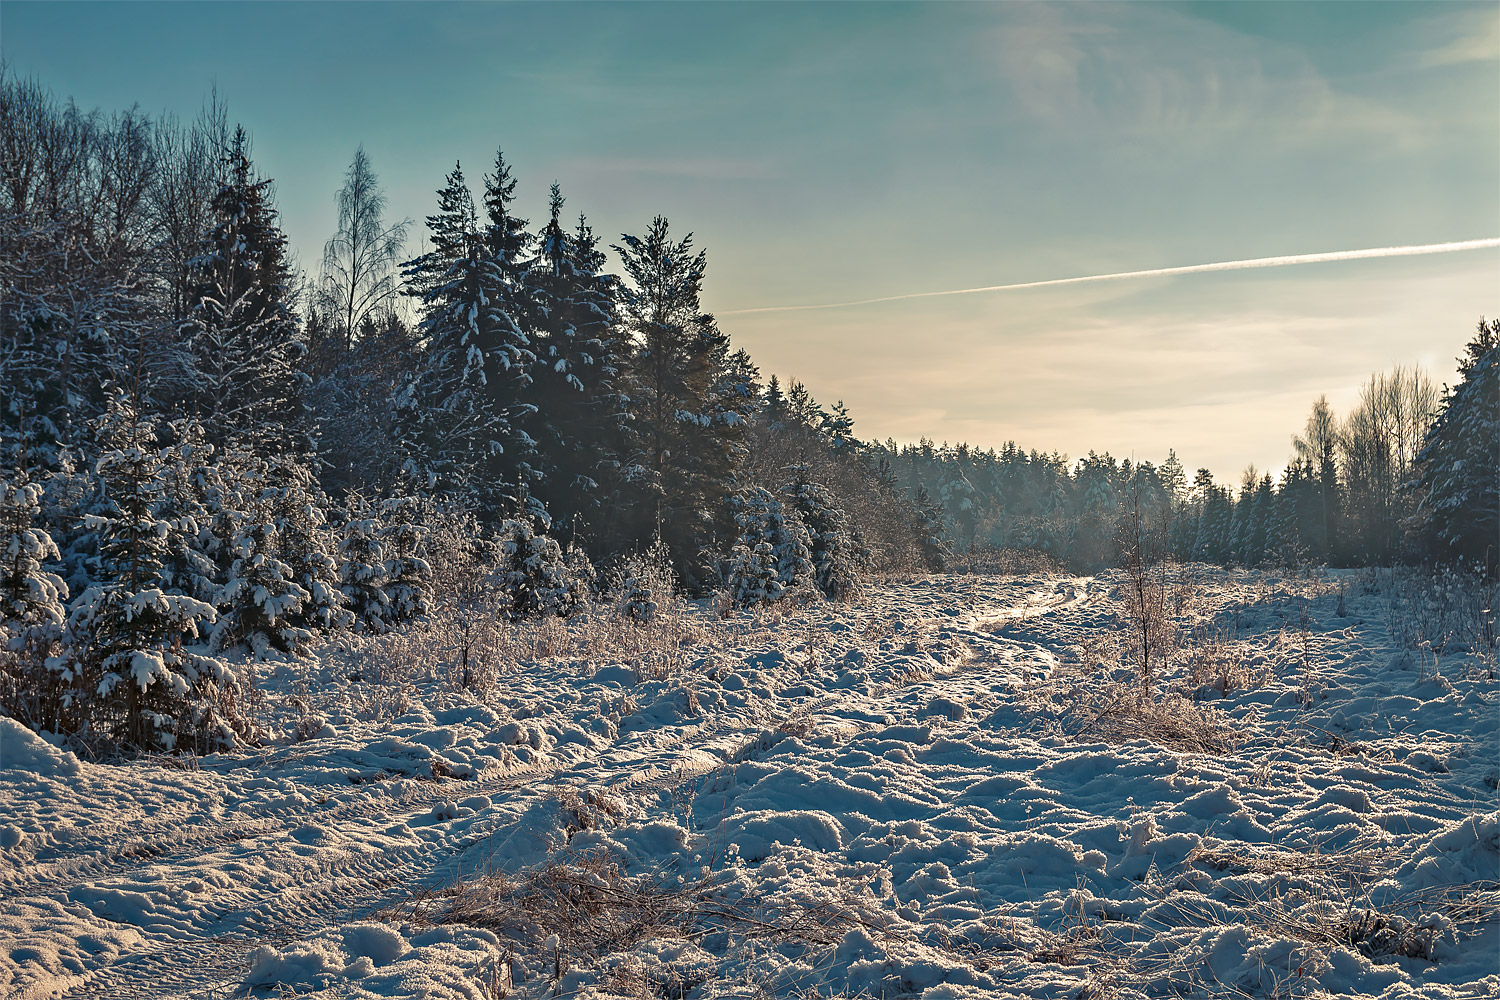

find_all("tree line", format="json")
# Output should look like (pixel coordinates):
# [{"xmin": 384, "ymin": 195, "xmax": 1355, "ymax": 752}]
[
  {"xmin": 896, "ymin": 327, "xmax": 1496, "ymax": 574},
  {"xmin": 0, "ymin": 74, "xmax": 939, "ymax": 748}
]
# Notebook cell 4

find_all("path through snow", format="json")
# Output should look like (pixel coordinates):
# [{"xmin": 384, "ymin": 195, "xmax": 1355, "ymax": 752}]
[{"xmin": 1, "ymin": 571, "xmax": 1495, "ymax": 999}]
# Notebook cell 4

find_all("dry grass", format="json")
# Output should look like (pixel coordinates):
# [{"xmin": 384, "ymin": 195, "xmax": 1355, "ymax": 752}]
[
  {"xmin": 390, "ymin": 848, "xmax": 889, "ymax": 996},
  {"xmin": 1065, "ymin": 682, "xmax": 1244, "ymax": 755},
  {"xmin": 1184, "ymin": 628, "xmax": 1276, "ymax": 697}
]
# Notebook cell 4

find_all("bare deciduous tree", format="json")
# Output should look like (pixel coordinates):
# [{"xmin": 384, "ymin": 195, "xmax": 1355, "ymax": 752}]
[{"xmin": 319, "ymin": 146, "xmax": 409, "ymax": 352}]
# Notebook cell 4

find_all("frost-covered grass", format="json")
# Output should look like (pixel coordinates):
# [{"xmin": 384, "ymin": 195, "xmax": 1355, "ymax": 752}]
[{"xmin": 0, "ymin": 568, "xmax": 1495, "ymax": 1000}]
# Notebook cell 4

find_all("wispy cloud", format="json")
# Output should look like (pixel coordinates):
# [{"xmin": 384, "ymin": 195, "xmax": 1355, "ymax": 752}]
[
  {"xmin": 720, "ymin": 239, "xmax": 1500, "ymax": 315},
  {"xmin": 1419, "ymin": 7, "xmax": 1500, "ymax": 67}
]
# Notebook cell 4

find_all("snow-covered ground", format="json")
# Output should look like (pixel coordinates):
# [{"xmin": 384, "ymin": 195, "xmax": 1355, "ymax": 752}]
[{"xmin": 2, "ymin": 569, "xmax": 1495, "ymax": 1000}]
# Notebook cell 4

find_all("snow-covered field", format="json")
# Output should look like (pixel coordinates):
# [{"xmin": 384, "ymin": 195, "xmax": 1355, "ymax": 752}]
[{"xmin": 2, "ymin": 569, "xmax": 1496, "ymax": 1000}]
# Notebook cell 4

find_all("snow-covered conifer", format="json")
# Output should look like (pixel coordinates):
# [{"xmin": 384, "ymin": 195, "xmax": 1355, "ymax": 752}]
[
  {"xmin": 155, "ymin": 418, "xmax": 219, "ymax": 603},
  {"xmin": 0, "ymin": 473, "xmax": 69, "ymax": 729},
  {"xmin": 338, "ymin": 491, "xmax": 389, "ymax": 631},
  {"xmin": 784, "ymin": 472, "xmax": 869, "ymax": 601},
  {"xmin": 215, "ymin": 467, "xmax": 310, "ymax": 657},
  {"xmin": 270, "ymin": 463, "xmax": 351, "ymax": 636},
  {"xmin": 494, "ymin": 516, "xmax": 583, "ymax": 620},
  {"xmin": 379, "ymin": 496, "xmax": 432, "ymax": 626},
  {"xmin": 180, "ymin": 127, "xmax": 307, "ymax": 458},
  {"xmin": 726, "ymin": 487, "xmax": 814, "ymax": 608},
  {"xmin": 61, "ymin": 395, "xmax": 244, "ymax": 749},
  {"xmin": 1411, "ymin": 319, "xmax": 1499, "ymax": 565},
  {"xmin": 398, "ymin": 159, "xmax": 534, "ymax": 505}
]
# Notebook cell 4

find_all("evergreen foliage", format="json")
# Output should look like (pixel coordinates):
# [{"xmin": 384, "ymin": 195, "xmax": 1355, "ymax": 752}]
[
  {"xmin": 727, "ymin": 487, "xmax": 815, "ymax": 608},
  {"xmin": 494, "ymin": 516, "xmax": 585, "ymax": 621},
  {"xmin": 181, "ymin": 128, "xmax": 306, "ymax": 458},
  {"xmin": 60, "ymin": 394, "xmax": 243, "ymax": 749},
  {"xmin": 1411, "ymin": 319, "xmax": 1499, "ymax": 569}
]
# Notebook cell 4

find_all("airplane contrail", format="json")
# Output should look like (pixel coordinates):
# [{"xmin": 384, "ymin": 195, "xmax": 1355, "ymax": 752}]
[{"xmin": 719, "ymin": 237, "xmax": 1500, "ymax": 316}]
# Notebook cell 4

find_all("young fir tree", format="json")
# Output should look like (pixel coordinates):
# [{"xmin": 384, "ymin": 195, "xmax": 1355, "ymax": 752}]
[
  {"xmin": 494, "ymin": 516, "xmax": 584, "ymax": 621},
  {"xmin": 726, "ymin": 487, "xmax": 815, "ymax": 608},
  {"xmin": 784, "ymin": 471, "xmax": 870, "ymax": 601},
  {"xmin": 155, "ymin": 418, "xmax": 220, "ymax": 604},
  {"xmin": 62, "ymin": 394, "xmax": 239, "ymax": 749},
  {"xmin": 910, "ymin": 485, "xmax": 948, "ymax": 572},
  {"xmin": 180, "ymin": 127, "xmax": 306, "ymax": 458},
  {"xmin": 0, "ymin": 472, "xmax": 69, "ymax": 730},
  {"xmin": 379, "ymin": 495, "xmax": 433, "ymax": 626},
  {"xmin": 1411, "ymin": 318, "xmax": 1499, "ymax": 567},
  {"xmin": 214, "ymin": 463, "xmax": 311, "ymax": 657},
  {"xmin": 338, "ymin": 491, "xmax": 390, "ymax": 631},
  {"xmin": 269, "ymin": 462, "xmax": 351, "ymax": 636}
]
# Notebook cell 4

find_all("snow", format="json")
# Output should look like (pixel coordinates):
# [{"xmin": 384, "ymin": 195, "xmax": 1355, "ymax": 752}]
[{"xmin": 0, "ymin": 569, "xmax": 1495, "ymax": 999}]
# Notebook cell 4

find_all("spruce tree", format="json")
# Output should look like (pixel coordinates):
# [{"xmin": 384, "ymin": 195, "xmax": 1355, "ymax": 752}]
[
  {"xmin": 0, "ymin": 471, "xmax": 69, "ymax": 729},
  {"xmin": 62, "ymin": 394, "xmax": 238, "ymax": 749},
  {"xmin": 612, "ymin": 217, "xmax": 742, "ymax": 587},
  {"xmin": 1411, "ymin": 319, "xmax": 1499, "ymax": 567},
  {"xmin": 339, "ymin": 491, "xmax": 390, "ymax": 631},
  {"xmin": 727, "ymin": 487, "xmax": 815, "ymax": 608},
  {"xmin": 524, "ymin": 186, "xmax": 622, "ymax": 533},
  {"xmin": 180, "ymin": 127, "xmax": 306, "ymax": 458},
  {"xmin": 379, "ymin": 495, "xmax": 433, "ymax": 626},
  {"xmin": 398, "ymin": 159, "xmax": 534, "ymax": 509},
  {"xmin": 784, "ymin": 471, "xmax": 869, "ymax": 601}
]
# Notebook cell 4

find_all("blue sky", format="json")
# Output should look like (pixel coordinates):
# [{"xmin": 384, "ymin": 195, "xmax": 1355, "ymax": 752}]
[{"xmin": 5, "ymin": 1, "xmax": 1496, "ymax": 479}]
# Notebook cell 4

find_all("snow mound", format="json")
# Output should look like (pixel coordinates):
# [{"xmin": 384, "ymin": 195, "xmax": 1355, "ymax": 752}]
[
  {"xmin": 0, "ymin": 718, "xmax": 80, "ymax": 777},
  {"xmin": 717, "ymin": 809, "xmax": 845, "ymax": 861}
]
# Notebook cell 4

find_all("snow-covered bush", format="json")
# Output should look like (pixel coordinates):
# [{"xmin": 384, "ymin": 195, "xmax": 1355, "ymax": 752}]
[
  {"xmin": 726, "ymin": 487, "xmax": 815, "ymax": 609},
  {"xmin": 0, "ymin": 474, "xmax": 69, "ymax": 731},
  {"xmin": 608, "ymin": 537, "xmax": 677, "ymax": 624}
]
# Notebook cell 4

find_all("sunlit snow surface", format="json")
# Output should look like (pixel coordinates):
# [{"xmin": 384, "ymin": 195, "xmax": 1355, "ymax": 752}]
[{"xmin": 1, "ymin": 569, "xmax": 1495, "ymax": 999}]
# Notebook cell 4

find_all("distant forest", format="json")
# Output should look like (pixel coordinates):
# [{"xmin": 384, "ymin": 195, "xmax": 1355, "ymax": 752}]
[{"xmin": 2, "ymin": 71, "xmax": 1496, "ymax": 745}]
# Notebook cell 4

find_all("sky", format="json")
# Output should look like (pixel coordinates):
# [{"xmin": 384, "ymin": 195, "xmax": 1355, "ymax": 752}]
[{"xmin": 4, "ymin": 1, "xmax": 1497, "ymax": 480}]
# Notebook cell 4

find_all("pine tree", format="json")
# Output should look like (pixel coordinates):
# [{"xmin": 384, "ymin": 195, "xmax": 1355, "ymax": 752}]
[
  {"xmin": 478, "ymin": 148, "xmax": 540, "ymax": 495},
  {"xmin": 911, "ymin": 485, "xmax": 948, "ymax": 572},
  {"xmin": 155, "ymin": 418, "xmax": 219, "ymax": 603},
  {"xmin": 1411, "ymin": 318, "xmax": 1499, "ymax": 567}
]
